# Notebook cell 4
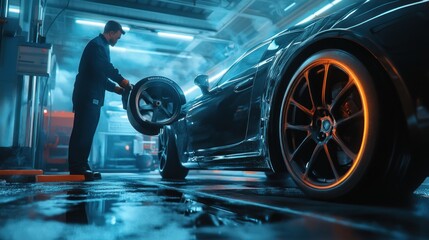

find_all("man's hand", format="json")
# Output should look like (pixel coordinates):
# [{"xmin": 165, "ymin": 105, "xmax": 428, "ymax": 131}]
[
  {"xmin": 120, "ymin": 79, "xmax": 131, "ymax": 89},
  {"xmin": 114, "ymin": 86, "xmax": 124, "ymax": 95}
]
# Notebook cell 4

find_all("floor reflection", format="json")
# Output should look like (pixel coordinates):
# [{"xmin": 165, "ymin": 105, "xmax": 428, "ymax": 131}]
[
  {"xmin": 1, "ymin": 173, "xmax": 429, "ymax": 239},
  {"xmin": 65, "ymin": 189, "xmax": 97, "ymax": 224}
]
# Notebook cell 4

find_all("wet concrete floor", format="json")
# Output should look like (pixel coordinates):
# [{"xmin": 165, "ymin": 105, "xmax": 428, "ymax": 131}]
[{"xmin": 1, "ymin": 171, "xmax": 429, "ymax": 240}]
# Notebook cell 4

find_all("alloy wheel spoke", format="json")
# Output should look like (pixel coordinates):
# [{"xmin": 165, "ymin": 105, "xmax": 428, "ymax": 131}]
[
  {"xmin": 324, "ymin": 144, "xmax": 340, "ymax": 180},
  {"xmin": 332, "ymin": 132, "xmax": 357, "ymax": 160},
  {"xmin": 290, "ymin": 98, "xmax": 313, "ymax": 117},
  {"xmin": 158, "ymin": 104, "xmax": 172, "ymax": 117},
  {"xmin": 290, "ymin": 134, "xmax": 313, "ymax": 161},
  {"xmin": 152, "ymin": 108, "xmax": 160, "ymax": 122},
  {"xmin": 139, "ymin": 104, "xmax": 154, "ymax": 113},
  {"xmin": 321, "ymin": 63, "xmax": 329, "ymax": 107},
  {"xmin": 154, "ymin": 106, "xmax": 171, "ymax": 122},
  {"xmin": 286, "ymin": 123, "xmax": 311, "ymax": 132},
  {"xmin": 331, "ymin": 77, "xmax": 355, "ymax": 111},
  {"xmin": 304, "ymin": 71, "xmax": 316, "ymax": 111},
  {"xmin": 303, "ymin": 144, "xmax": 323, "ymax": 178},
  {"xmin": 160, "ymin": 149, "xmax": 166, "ymax": 161},
  {"xmin": 141, "ymin": 90, "xmax": 155, "ymax": 104},
  {"xmin": 335, "ymin": 110, "xmax": 363, "ymax": 127}
]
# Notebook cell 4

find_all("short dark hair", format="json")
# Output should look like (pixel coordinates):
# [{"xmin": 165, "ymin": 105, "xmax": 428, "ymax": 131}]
[{"xmin": 104, "ymin": 20, "xmax": 125, "ymax": 34}]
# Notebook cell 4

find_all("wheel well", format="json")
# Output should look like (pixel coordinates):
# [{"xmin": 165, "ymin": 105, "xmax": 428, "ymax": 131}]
[{"xmin": 271, "ymin": 37, "xmax": 406, "ymax": 129}]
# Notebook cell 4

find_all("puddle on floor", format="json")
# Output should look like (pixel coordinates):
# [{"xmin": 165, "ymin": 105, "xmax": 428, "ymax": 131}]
[{"xmin": 0, "ymin": 179, "xmax": 396, "ymax": 240}]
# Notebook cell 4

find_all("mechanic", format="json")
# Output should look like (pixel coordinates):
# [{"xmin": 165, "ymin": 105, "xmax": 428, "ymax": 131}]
[{"xmin": 68, "ymin": 20, "xmax": 131, "ymax": 181}]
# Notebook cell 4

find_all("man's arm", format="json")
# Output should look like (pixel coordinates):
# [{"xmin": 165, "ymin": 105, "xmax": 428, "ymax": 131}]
[
  {"xmin": 105, "ymin": 80, "xmax": 124, "ymax": 95},
  {"xmin": 94, "ymin": 44, "xmax": 125, "ymax": 85},
  {"xmin": 105, "ymin": 79, "xmax": 116, "ymax": 92}
]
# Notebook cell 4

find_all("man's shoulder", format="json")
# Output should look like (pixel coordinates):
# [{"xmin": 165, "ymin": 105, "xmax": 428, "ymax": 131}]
[{"xmin": 89, "ymin": 35, "xmax": 103, "ymax": 45}]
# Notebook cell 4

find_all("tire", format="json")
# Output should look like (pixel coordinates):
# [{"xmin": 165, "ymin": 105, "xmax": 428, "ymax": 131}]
[
  {"xmin": 278, "ymin": 49, "xmax": 424, "ymax": 200},
  {"xmin": 265, "ymin": 171, "xmax": 289, "ymax": 181},
  {"xmin": 266, "ymin": 135, "xmax": 289, "ymax": 181},
  {"xmin": 158, "ymin": 127, "xmax": 188, "ymax": 179},
  {"xmin": 127, "ymin": 76, "xmax": 185, "ymax": 135}
]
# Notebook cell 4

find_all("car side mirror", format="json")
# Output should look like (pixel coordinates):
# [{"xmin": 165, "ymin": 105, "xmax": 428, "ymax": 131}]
[{"xmin": 194, "ymin": 75, "xmax": 209, "ymax": 94}]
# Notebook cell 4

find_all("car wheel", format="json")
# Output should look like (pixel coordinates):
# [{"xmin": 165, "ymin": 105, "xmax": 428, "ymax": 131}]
[
  {"xmin": 158, "ymin": 128, "xmax": 188, "ymax": 179},
  {"xmin": 279, "ymin": 49, "xmax": 423, "ymax": 200},
  {"xmin": 127, "ymin": 76, "xmax": 185, "ymax": 135}
]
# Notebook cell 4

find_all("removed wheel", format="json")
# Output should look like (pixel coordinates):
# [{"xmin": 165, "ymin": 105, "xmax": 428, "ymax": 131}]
[{"xmin": 127, "ymin": 76, "xmax": 185, "ymax": 135}]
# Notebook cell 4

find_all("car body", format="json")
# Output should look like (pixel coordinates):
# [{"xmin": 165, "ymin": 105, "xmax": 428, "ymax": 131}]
[{"xmin": 129, "ymin": 0, "xmax": 429, "ymax": 200}]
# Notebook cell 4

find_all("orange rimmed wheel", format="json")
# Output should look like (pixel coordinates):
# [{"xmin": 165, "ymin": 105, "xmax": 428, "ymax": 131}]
[{"xmin": 279, "ymin": 50, "xmax": 379, "ymax": 200}]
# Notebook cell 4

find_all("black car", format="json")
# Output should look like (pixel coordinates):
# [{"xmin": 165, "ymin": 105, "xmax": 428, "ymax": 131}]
[{"xmin": 126, "ymin": 0, "xmax": 429, "ymax": 200}]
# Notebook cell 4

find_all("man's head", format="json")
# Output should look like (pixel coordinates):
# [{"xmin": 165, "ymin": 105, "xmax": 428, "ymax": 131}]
[{"xmin": 103, "ymin": 20, "xmax": 125, "ymax": 46}]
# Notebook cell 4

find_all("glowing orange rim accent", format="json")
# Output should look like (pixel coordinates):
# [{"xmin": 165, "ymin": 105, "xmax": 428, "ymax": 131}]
[{"xmin": 289, "ymin": 59, "xmax": 369, "ymax": 190}]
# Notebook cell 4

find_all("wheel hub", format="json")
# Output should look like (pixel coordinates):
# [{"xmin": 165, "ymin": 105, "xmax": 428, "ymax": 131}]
[
  {"xmin": 154, "ymin": 100, "xmax": 162, "ymax": 107},
  {"xmin": 321, "ymin": 118, "xmax": 332, "ymax": 133},
  {"xmin": 312, "ymin": 109, "xmax": 334, "ymax": 142}
]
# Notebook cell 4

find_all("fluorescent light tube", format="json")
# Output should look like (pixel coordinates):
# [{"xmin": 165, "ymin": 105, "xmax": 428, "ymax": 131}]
[
  {"xmin": 284, "ymin": 2, "xmax": 296, "ymax": 12},
  {"xmin": 296, "ymin": 0, "xmax": 342, "ymax": 25},
  {"xmin": 157, "ymin": 31, "xmax": 194, "ymax": 41},
  {"xmin": 75, "ymin": 20, "xmax": 130, "ymax": 31},
  {"xmin": 110, "ymin": 46, "xmax": 192, "ymax": 59},
  {"xmin": 9, "ymin": 6, "xmax": 20, "ymax": 13}
]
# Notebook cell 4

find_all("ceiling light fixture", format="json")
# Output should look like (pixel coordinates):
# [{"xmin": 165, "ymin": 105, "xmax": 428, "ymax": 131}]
[
  {"xmin": 283, "ymin": 2, "xmax": 296, "ymax": 12},
  {"xmin": 8, "ymin": 6, "xmax": 20, "ymax": 13},
  {"xmin": 157, "ymin": 31, "xmax": 194, "ymax": 41},
  {"xmin": 75, "ymin": 19, "xmax": 130, "ymax": 31},
  {"xmin": 110, "ymin": 46, "xmax": 192, "ymax": 59},
  {"xmin": 296, "ymin": 0, "xmax": 342, "ymax": 25}
]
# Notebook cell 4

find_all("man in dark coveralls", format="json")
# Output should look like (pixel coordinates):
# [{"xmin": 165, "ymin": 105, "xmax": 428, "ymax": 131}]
[{"xmin": 68, "ymin": 20, "xmax": 131, "ymax": 180}]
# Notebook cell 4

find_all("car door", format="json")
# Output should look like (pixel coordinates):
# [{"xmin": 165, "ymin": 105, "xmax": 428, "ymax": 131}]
[{"xmin": 185, "ymin": 43, "xmax": 270, "ymax": 155}]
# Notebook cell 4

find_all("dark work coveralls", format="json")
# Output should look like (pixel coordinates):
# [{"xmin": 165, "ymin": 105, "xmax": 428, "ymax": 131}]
[{"xmin": 68, "ymin": 34, "xmax": 124, "ymax": 172}]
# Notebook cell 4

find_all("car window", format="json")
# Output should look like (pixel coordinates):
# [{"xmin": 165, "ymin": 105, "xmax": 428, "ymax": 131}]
[{"xmin": 216, "ymin": 42, "xmax": 269, "ymax": 87}]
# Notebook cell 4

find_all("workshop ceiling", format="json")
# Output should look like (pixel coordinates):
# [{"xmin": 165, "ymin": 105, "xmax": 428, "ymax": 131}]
[
  {"xmin": 42, "ymin": 0, "xmax": 332, "ymax": 75},
  {"xmin": 43, "ymin": 0, "xmax": 321, "ymax": 60},
  {"xmin": 14, "ymin": 0, "xmax": 351, "ymax": 109}
]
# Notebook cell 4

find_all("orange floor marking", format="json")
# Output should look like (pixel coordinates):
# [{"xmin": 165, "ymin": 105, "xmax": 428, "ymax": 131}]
[
  {"xmin": 36, "ymin": 174, "xmax": 85, "ymax": 182},
  {"xmin": 0, "ymin": 170, "xmax": 44, "ymax": 175}
]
